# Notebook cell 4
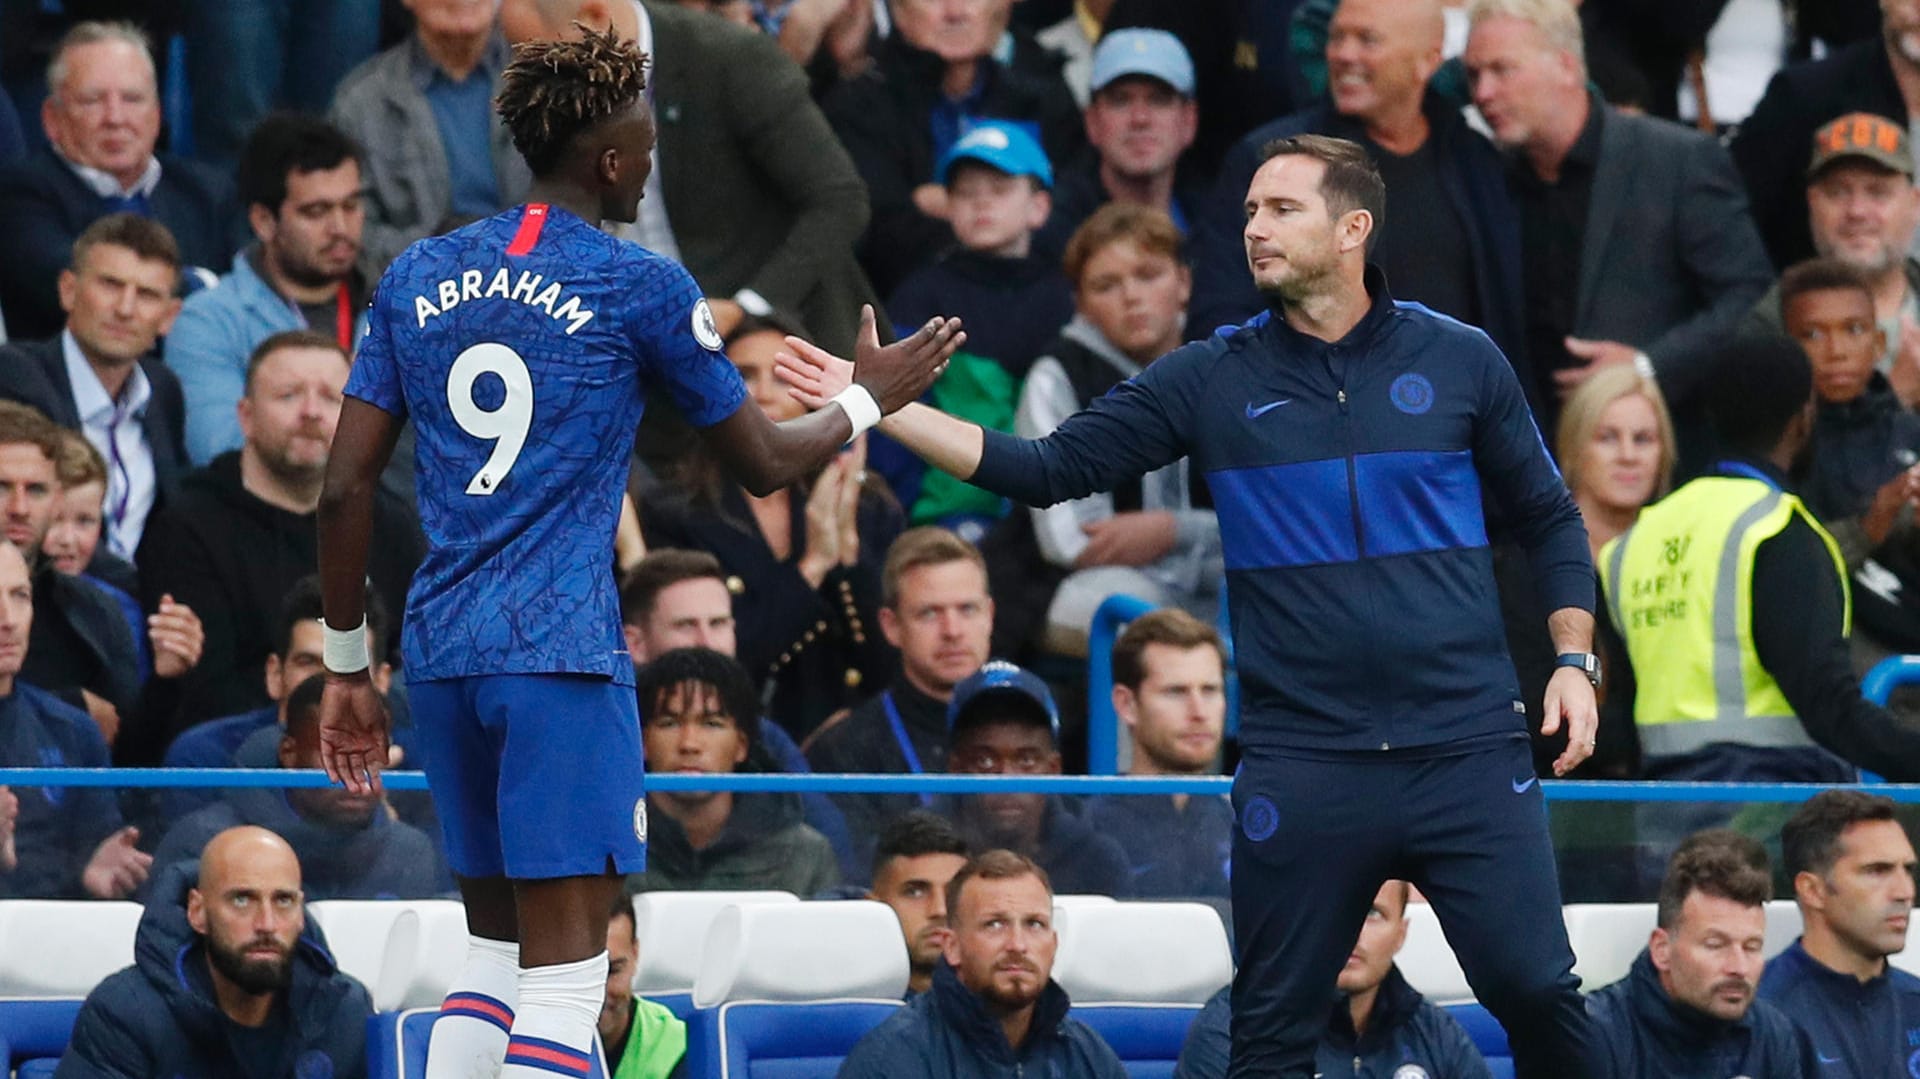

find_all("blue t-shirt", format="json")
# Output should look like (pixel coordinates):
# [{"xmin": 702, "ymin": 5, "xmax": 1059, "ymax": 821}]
[{"xmin": 347, "ymin": 203, "xmax": 748, "ymax": 681}]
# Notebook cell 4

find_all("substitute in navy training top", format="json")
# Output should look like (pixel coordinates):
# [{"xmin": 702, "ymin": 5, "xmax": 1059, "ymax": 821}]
[{"xmin": 800, "ymin": 134, "xmax": 1605, "ymax": 1079}]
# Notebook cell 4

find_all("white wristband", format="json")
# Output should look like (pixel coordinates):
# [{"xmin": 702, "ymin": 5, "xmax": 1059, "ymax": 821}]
[
  {"xmin": 830, "ymin": 384, "xmax": 882, "ymax": 437},
  {"xmin": 323, "ymin": 618, "xmax": 370, "ymax": 675}
]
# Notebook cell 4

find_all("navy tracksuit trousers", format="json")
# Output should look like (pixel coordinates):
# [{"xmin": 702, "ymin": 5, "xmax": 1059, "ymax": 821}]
[{"xmin": 1227, "ymin": 735, "xmax": 1600, "ymax": 1079}]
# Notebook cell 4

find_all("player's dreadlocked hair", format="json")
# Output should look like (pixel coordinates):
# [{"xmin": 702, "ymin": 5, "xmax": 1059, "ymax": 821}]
[{"xmin": 495, "ymin": 25, "xmax": 650, "ymax": 177}]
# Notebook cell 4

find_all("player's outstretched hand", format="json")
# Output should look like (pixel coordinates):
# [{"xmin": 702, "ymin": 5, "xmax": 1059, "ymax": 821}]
[
  {"xmin": 1541, "ymin": 666, "xmax": 1598, "ymax": 777},
  {"xmin": 319, "ymin": 674, "xmax": 391, "ymax": 796},
  {"xmin": 795, "ymin": 305, "xmax": 964, "ymax": 415},
  {"xmin": 775, "ymin": 334, "xmax": 856, "ymax": 410}
]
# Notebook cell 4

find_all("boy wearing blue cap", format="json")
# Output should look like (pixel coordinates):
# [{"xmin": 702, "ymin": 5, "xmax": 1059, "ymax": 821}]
[
  {"xmin": 879, "ymin": 122, "xmax": 1076, "ymax": 537},
  {"xmin": 940, "ymin": 661, "xmax": 1130, "ymax": 896}
]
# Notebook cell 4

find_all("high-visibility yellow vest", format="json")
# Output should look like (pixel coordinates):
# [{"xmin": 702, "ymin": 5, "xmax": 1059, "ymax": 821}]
[{"xmin": 1597, "ymin": 475, "xmax": 1848, "ymax": 758}]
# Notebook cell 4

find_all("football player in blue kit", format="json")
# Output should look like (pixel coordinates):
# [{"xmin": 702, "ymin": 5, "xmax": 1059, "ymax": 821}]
[{"xmin": 313, "ymin": 28, "xmax": 962, "ymax": 1079}]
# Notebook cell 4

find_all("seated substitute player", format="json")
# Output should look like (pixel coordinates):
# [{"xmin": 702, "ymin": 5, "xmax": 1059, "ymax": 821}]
[{"xmin": 313, "ymin": 27, "xmax": 962, "ymax": 1079}]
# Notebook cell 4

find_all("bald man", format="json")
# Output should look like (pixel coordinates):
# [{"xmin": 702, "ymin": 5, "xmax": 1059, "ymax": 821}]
[
  {"xmin": 495, "ymin": 0, "xmax": 883, "ymax": 361},
  {"xmin": 57, "ymin": 826, "xmax": 374, "ymax": 1079},
  {"xmin": 1188, "ymin": 0, "xmax": 1531, "ymax": 409}
]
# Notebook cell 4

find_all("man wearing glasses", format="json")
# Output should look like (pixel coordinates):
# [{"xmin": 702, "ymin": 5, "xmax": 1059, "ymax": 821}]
[{"xmin": 942, "ymin": 661, "xmax": 1129, "ymax": 896}]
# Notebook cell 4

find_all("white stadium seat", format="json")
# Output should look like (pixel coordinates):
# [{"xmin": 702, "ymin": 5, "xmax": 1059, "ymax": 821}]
[
  {"xmin": 632, "ymin": 891, "xmax": 798, "ymax": 994},
  {"xmin": 1396, "ymin": 902, "xmax": 1474, "ymax": 1005},
  {"xmin": 0, "ymin": 901, "xmax": 141, "ymax": 996},
  {"xmin": 1762, "ymin": 899, "xmax": 1802, "ymax": 961},
  {"xmin": 1052, "ymin": 901, "xmax": 1231, "ymax": 1005},
  {"xmin": 401, "ymin": 900, "xmax": 471, "ymax": 1010},
  {"xmin": 1563, "ymin": 902, "xmax": 1657, "ymax": 993},
  {"xmin": 692, "ymin": 900, "xmax": 907, "ymax": 1007},
  {"xmin": 307, "ymin": 900, "xmax": 422, "ymax": 1011}
]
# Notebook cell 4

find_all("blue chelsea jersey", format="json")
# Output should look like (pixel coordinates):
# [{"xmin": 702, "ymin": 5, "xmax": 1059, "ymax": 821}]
[{"xmin": 346, "ymin": 203, "xmax": 748, "ymax": 681}]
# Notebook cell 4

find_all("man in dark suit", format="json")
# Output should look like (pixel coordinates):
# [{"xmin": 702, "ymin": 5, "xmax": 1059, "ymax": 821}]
[
  {"xmin": 0, "ymin": 22, "xmax": 236, "ymax": 342},
  {"xmin": 498, "ymin": 0, "xmax": 882, "ymax": 359},
  {"xmin": 0, "ymin": 213, "xmax": 189, "ymax": 565},
  {"xmin": 1734, "ymin": 3, "xmax": 1919, "ymax": 272},
  {"xmin": 1463, "ymin": 0, "xmax": 1772, "ymax": 455}
]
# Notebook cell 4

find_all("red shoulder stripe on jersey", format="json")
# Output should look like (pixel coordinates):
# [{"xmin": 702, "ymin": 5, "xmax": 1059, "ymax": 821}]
[{"xmin": 505, "ymin": 204, "xmax": 550, "ymax": 256}]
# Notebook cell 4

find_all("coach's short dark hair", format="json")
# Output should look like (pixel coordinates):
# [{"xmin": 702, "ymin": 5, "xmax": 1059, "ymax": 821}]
[
  {"xmin": 1706, "ymin": 333, "xmax": 1813, "ymax": 457},
  {"xmin": 276, "ymin": 575, "xmax": 388, "ymax": 664},
  {"xmin": 237, "ymin": 112, "xmax": 362, "ymax": 215},
  {"xmin": 1783, "ymin": 789, "xmax": 1902, "ymax": 881},
  {"xmin": 1778, "ymin": 257, "xmax": 1875, "ymax": 322},
  {"xmin": 70, "ymin": 213, "xmax": 180, "ymax": 278},
  {"xmin": 620, "ymin": 549, "xmax": 727, "ymax": 626},
  {"xmin": 873, "ymin": 810, "xmax": 970, "ymax": 880},
  {"xmin": 1259, "ymin": 134, "xmax": 1385, "ymax": 253},
  {"xmin": 635, "ymin": 647, "xmax": 760, "ymax": 754},
  {"xmin": 245, "ymin": 330, "xmax": 349, "ymax": 395},
  {"xmin": 496, "ymin": 26, "xmax": 650, "ymax": 177},
  {"xmin": 945, "ymin": 849, "xmax": 1051, "ymax": 925},
  {"xmin": 281, "ymin": 674, "xmax": 329, "ymax": 741},
  {"xmin": 1656, "ymin": 829, "xmax": 1773, "ymax": 930}
]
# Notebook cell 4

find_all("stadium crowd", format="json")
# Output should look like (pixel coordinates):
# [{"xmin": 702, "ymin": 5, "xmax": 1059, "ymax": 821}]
[{"xmin": 4, "ymin": 0, "xmax": 1920, "ymax": 1074}]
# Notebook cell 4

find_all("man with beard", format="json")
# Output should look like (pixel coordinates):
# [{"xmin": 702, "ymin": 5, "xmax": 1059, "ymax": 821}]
[
  {"xmin": 1745, "ymin": 114, "xmax": 1920, "ymax": 403},
  {"xmin": 1760, "ymin": 789, "xmax": 1920, "ymax": 1075},
  {"xmin": 1586, "ymin": 831, "xmax": 1811, "ymax": 1078},
  {"xmin": 600, "ymin": 892, "xmax": 688, "ymax": 1079},
  {"xmin": 147, "ymin": 675, "xmax": 442, "ymax": 900},
  {"xmin": 139, "ymin": 333, "xmax": 421, "ymax": 750},
  {"xmin": 836, "ymin": 850, "xmax": 1127, "ymax": 1079},
  {"xmin": 942, "ymin": 662, "xmax": 1128, "ymax": 897},
  {"xmin": 57, "ymin": 825, "xmax": 374, "ymax": 1079},
  {"xmin": 165, "ymin": 113, "xmax": 371, "ymax": 467},
  {"xmin": 867, "ymin": 811, "xmax": 971, "ymax": 997}
]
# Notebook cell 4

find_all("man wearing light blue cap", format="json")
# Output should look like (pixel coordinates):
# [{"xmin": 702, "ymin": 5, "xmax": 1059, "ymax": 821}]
[{"xmin": 1039, "ymin": 28, "xmax": 1204, "ymax": 259}]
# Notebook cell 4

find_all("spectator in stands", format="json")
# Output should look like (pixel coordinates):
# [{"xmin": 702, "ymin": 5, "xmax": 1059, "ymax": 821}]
[
  {"xmin": 943, "ymin": 662, "xmax": 1129, "ymax": 896},
  {"xmin": 0, "ymin": 22, "xmax": 235, "ymax": 343},
  {"xmin": 1745, "ymin": 114, "xmax": 1920, "ymax": 406},
  {"xmin": 1196, "ymin": 0, "xmax": 1526, "ymax": 387},
  {"xmin": 181, "ymin": 1, "xmax": 381, "ymax": 172},
  {"xmin": 167, "ymin": 114, "xmax": 370, "ymax": 467},
  {"xmin": 807, "ymin": 528, "xmax": 994, "ymax": 873},
  {"xmin": 1760, "ymin": 789, "xmax": 1920, "ymax": 1074},
  {"xmin": 602, "ymin": 892, "xmax": 688, "ymax": 1079},
  {"xmin": 138, "ymin": 332, "xmax": 420, "ymax": 747},
  {"xmin": 498, "ymin": 0, "xmax": 883, "ymax": 358},
  {"xmin": 161, "ymin": 576, "xmax": 390, "ymax": 824},
  {"xmin": 1463, "ymin": 0, "xmax": 1772, "ymax": 446},
  {"xmin": 642, "ymin": 318, "xmax": 901, "ymax": 740},
  {"xmin": 1586, "ymin": 830, "xmax": 1811, "ymax": 1077},
  {"xmin": 1598, "ymin": 334, "xmax": 1920, "ymax": 782},
  {"xmin": 882, "ymin": 122, "xmax": 1074, "ymax": 535},
  {"xmin": 628, "ymin": 648, "xmax": 840, "ymax": 895},
  {"xmin": 1779, "ymin": 258, "xmax": 1920, "ymax": 658},
  {"xmin": 1733, "ymin": 0, "xmax": 1920, "ymax": 271},
  {"xmin": 822, "ymin": 0, "xmax": 1083, "ymax": 296},
  {"xmin": 0, "ymin": 402, "xmax": 140, "ymax": 743},
  {"xmin": 1009, "ymin": 205, "xmax": 1217, "ymax": 653},
  {"xmin": 0, "ymin": 213, "xmax": 189, "ymax": 562},
  {"xmin": 149, "ymin": 677, "xmax": 441, "ymax": 900},
  {"xmin": 1174, "ymin": 881, "xmax": 1491, "ymax": 1079},
  {"xmin": 58, "ymin": 826, "xmax": 373, "ymax": 1077},
  {"xmin": 1035, "ymin": 30, "xmax": 1201, "ymax": 260},
  {"xmin": 868, "ymin": 810, "xmax": 972, "ymax": 996},
  {"xmin": 1083, "ymin": 610, "xmax": 1229, "ymax": 898},
  {"xmin": 618, "ymin": 547, "xmax": 857, "ymax": 880},
  {"xmin": 44, "ymin": 432, "xmax": 203, "ymax": 700},
  {"xmin": 0, "ymin": 537, "xmax": 148, "ymax": 900},
  {"xmin": 837, "ymin": 849, "xmax": 1128, "ymax": 1079},
  {"xmin": 330, "ymin": 0, "xmax": 530, "ymax": 271}
]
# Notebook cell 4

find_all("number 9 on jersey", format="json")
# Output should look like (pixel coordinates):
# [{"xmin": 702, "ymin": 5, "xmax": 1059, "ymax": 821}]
[{"xmin": 447, "ymin": 342, "xmax": 535, "ymax": 496}]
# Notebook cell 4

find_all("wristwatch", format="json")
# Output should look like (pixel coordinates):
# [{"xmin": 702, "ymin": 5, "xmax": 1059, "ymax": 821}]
[{"xmin": 1556, "ymin": 652, "xmax": 1603, "ymax": 689}]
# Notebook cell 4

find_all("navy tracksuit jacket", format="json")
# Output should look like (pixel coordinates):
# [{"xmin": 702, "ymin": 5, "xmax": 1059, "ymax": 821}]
[
  {"xmin": 971, "ymin": 267, "xmax": 1599, "ymax": 1079},
  {"xmin": 1759, "ymin": 939, "xmax": 1920, "ymax": 1077}
]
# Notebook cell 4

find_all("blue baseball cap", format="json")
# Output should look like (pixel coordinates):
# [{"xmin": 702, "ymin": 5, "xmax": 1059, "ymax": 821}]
[
  {"xmin": 947, "ymin": 660, "xmax": 1060, "ymax": 737},
  {"xmin": 938, "ymin": 121, "xmax": 1054, "ymax": 189},
  {"xmin": 1089, "ymin": 29, "xmax": 1195, "ymax": 97}
]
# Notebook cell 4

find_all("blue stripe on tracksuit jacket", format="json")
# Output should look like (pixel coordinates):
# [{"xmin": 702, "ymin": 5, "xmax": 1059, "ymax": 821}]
[{"xmin": 971, "ymin": 266, "xmax": 1601, "ymax": 1079}]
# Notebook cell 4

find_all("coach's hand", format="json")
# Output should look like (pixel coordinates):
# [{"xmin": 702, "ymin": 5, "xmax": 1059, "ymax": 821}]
[
  {"xmin": 1541, "ymin": 666, "xmax": 1598, "ymax": 777},
  {"xmin": 319, "ymin": 673, "xmax": 391, "ymax": 796},
  {"xmin": 847, "ymin": 306, "xmax": 966, "ymax": 414}
]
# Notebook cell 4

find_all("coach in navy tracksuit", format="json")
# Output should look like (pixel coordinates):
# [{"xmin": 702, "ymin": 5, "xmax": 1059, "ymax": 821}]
[{"xmin": 822, "ymin": 136, "xmax": 1602, "ymax": 1078}]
